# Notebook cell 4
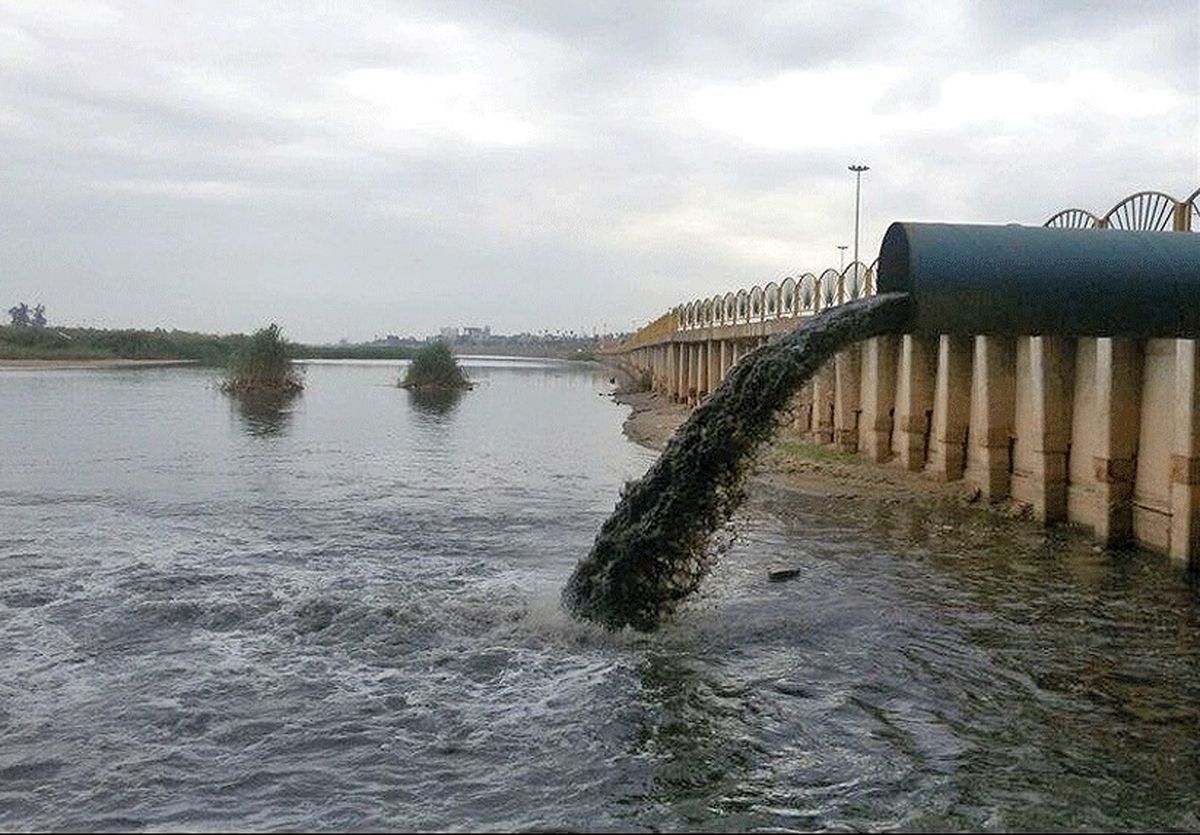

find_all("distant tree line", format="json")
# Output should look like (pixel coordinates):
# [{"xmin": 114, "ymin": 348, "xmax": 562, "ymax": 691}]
[{"xmin": 7, "ymin": 303, "xmax": 46, "ymax": 328}]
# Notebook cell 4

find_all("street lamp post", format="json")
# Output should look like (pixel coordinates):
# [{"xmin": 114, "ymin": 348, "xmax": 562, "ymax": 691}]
[
  {"xmin": 848, "ymin": 164, "xmax": 869, "ymax": 273},
  {"xmin": 837, "ymin": 245, "xmax": 848, "ymax": 271}
]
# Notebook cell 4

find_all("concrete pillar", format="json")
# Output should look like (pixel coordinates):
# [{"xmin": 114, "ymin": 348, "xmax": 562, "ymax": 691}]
[
  {"xmin": 892, "ymin": 334, "xmax": 937, "ymax": 470},
  {"xmin": 677, "ymin": 343, "xmax": 687, "ymax": 402},
  {"xmin": 690, "ymin": 343, "xmax": 702, "ymax": 404},
  {"xmin": 1011, "ymin": 336, "xmax": 1074, "ymax": 521},
  {"xmin": 858, "ymin": 335, "xmax": 898, "ymax": 462},
  {"xmin": 834, "ymin": 348, "xmax": 861, "ymax": 452},
  {"xmin": 1134, "ymin": 339, "xmax": 1177, "ymax": 550},
  {"xmin": 927, "ymin": 335, "xmax": 973, "ymax": 481},
  {"xmin": 1170, "ymin": 339, "xmax": 1200, "ymax": 564},
  {"xmin": 965, "ymin": 335, "xmax": 1016, "ymax": 501},
  {"xmin": 667, "ymin": 344, "xmax": 674, "ymax": 400},
  {"xmin": 810, "ymin": 361, "xmax": 836, "ymax": 444},
  {"xmin": 718, "ymin": 340, "xmax": 730, "ymax": 381},
  {"xmin": 679, "ymin": 342, "xmax": 691, "ymax": 404},
  {"xmin": 1067, "ymin": 337, "xmax": 1141, "ymax": 544},
  {"xmin": 707, "ymin": 339, "xmax": 719, "ymax": 395},
  {"xmin": 793, "ymin": 381, "xmax": 814, "ymax": 433}
]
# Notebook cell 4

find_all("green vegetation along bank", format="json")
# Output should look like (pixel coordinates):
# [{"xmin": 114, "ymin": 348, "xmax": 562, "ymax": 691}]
[{"xmin": 0, "ymin": 325, "xmax": 416, "ymax": 364}]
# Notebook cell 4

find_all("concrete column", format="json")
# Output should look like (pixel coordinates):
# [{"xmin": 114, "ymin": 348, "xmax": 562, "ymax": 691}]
[
  {"xmin": 1095, "ymin": 338, "xmax": 1142, "ymax": 544},
  {"xmin": 858, "ymin": 335, "xmax": 898, "ymax": 462},
  {"xmin": 1067, "ymin": 337, "xmax": 1141, "ymax": 544},
  {"xmin": 833, "ymin": 348, "xmax": 861, "ymax": 452},
  {"xmin": 1134, "ymin": 339, "xmax": 1177, "ymax": 551},
  {"xmin": 927, "ymin": 335, "xmax": 973, "ymax": 481},
  {"xmin": 793, "ymin": 381, "xmax": 814, "ymax": 433},
  {"xmin": 965, "ymin": 335, "xmax": 1016, "ymax": 501},
  {"xmin": 892, "ymin": 334, "xmax": 937, "ymax": 470},
  {"xmin": 810, "ymin": 361, "xmax": 836, "ymax": 444},
  {"xmin": 666, "ymin": 343, "xmax": 677, "ymax": 399},
  {"xmin": 1170, "ymin": 339, "xmax": 1200, "ymax": 563},
  {"xmin": 677, "ymin": 343, "xmax": 687, "ymax": 401},
  {"xmin": 691, "ymin": 343, "xmax": 702, "ymax": 404},
  {"xmin": 707, "ymin": 339, "xmax": 719, "ymax": 395},
  {"xmin": 1011, "ymin": 336, "xmax": 1074, "ymax": 521},
  {"xmin": 679, "ymin": 342, "xmax": 690, "ymax": 404},
  {"xmin": 718, "ymin": 340, "xmax": 730, "ymax": 381}
]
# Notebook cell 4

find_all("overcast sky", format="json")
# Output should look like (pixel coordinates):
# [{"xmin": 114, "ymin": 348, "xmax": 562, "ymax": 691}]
[{"xmin": 1, "ymin": 1, "xmax": 1197, "ymax": 342}]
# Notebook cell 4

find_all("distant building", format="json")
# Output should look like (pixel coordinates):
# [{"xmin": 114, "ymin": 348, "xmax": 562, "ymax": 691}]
[
  {"xmin": 439, "ymin": 327, "xmax": 459, "ymax": 341},
  {"xmin": 462, "ymin": 326, "xmax": 491, "ymax": 340}
]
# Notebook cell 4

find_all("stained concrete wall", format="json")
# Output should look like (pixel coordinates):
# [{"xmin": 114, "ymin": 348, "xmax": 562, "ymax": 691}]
[{"xmin": 620, "ymin": 328, "xmax": 1200, "ymax": 566}]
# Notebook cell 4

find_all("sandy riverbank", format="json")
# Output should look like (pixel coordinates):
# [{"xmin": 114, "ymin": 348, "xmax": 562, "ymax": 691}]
[
  {"xmin": 0, "ymin": 358, "xmax": 198, "ymax": 370},
  {"xmin": 611, "ymin": 387, "xmax": 989, "ymax": 512}
]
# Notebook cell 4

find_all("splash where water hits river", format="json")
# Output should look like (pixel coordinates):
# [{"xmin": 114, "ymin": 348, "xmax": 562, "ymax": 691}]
[{"xmin": 2, "ymin": 357, "xmax": 1200, "ymax": 831}]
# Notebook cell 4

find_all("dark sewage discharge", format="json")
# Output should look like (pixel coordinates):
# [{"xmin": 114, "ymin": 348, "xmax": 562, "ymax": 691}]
[{"xmin": 563, "ymin": 292, "xmax": 914, "ymax": 631}]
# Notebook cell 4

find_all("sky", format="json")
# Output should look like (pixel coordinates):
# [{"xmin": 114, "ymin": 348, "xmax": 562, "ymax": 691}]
[{"xmin": 1, "ymin": 1, "xmax": 1197, "ymax": 342}]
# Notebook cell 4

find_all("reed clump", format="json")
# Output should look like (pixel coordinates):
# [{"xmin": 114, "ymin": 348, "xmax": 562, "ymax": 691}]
[
  {"xmin": 400, "ymin": 341, "xmax": 472, "ymax": 391},
  {"xmin": 221, "ymin": 323, "xmax": 303, "ymax": 397}
]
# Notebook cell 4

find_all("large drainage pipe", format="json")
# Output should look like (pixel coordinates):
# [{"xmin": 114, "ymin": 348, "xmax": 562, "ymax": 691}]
[{"xmin": 877, "ymin": 222, "xmax": 1200, "ymax": 338}]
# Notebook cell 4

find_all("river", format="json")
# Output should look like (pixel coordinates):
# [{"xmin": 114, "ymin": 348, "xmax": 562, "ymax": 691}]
[{"xmin": 1, "ymin": 358, "xmax": 1199, "ymax": 831}]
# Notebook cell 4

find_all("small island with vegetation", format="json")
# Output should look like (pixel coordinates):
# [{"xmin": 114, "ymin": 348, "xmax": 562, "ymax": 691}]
[
  {"xmin": 221, "ymin": 323, "xmax": 304, "ymax": 397},
  {"xmin": 399, "ymin": 341, "xmax": 472, "ymax": 391}
]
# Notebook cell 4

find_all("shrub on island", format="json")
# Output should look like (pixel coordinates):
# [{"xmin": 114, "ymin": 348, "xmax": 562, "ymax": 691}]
[
  {"xmin": 399, "ymin": 341, "xmax": 471, "ymax": 391},
  {"xmin": 221, "ymin": 323, "xmax": 303, "ymax": 397}
]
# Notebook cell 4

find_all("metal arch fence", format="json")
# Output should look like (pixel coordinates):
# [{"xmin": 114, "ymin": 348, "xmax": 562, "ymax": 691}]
[
  {"xmin": 622, "ymin": 258, "xmax": 883, "ymax": 348},
  {"xmin": 667, "ymin": 259, "xmax": 880, "ymax": 334},
  {"xmin": 622, "ymin": 185, "xmax": 1198, "ymax": 350},
  {"xmin": 1044, "ymin": 187, "xmax": 1200, "ymax": 232}
]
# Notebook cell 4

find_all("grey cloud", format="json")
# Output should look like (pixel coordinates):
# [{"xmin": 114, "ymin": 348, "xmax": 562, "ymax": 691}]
[{"xmin": 0, "ymin": 1, "xmax": 1196, "ymax": 341}]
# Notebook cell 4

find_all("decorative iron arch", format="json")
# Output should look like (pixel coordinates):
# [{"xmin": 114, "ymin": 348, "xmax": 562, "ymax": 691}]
[
  {"xmin": 710, "ymin": 294, "xmax": 723, "ymax": 326},
  {"xmin": 700, "ymin": 297, "xmax": 713, "ymax": 327},
  {"xmin": 841, "ymin": 261, "xmax": 868, "ymax": 300},
  {"xmin": 819, "ymin": 268, "xmax": 841, "ymax": 309},
  {"xmin": 1102, "ymin": 190, "xmax": 1177, "ymax": 231},
  {"xmin": 866, "ymin": 258, "xmax": 879, "ymax": 296},
  {"xmin": 763, "ymin": 281, "xmax": 780, "ymax": 318},
  {"xmin": 780, "ymin": 276, "xmax": 797, "ymax": 316},
  {"xmin": 1044, "ymin": 208, "xmax": 1102, "ymax": 229},
  {"xmin": 1186, "ymin": 186, "xmax": 1200, "ymax": 233},
  {"xmin": 735, "ymin": 289, "xmax": 749, "ymax": 322},
  {"xmin": 722, "ymin": 292, "xmax": 736, "ymax": 323},
  {"xmin": 799, "ymin": 273, "xmax": 817, "ymax": 313},
  {"xmin": 749, "ymin": 286, "xmax": 764, "ymax": 320}
]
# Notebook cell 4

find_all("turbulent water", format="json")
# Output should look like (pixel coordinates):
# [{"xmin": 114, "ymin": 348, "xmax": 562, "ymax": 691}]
[
  {"xmin": 564, "ymin": 293, "xmax": 913, "ymax": 631},
  {"xmin": 3, "ymin": 357, "xmax": 1200, "ymax": 831}
]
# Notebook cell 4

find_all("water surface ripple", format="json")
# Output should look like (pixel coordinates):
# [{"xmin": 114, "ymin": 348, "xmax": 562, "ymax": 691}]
[{"xmin": 1, "ymin": 359, "xmax": 1199, "ymax": 831}]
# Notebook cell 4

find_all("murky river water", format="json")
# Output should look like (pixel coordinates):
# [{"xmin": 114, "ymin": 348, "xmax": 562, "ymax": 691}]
[{"xmin": 2, "ymin": 358, "xmax": 1199, "ymax": 831}]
